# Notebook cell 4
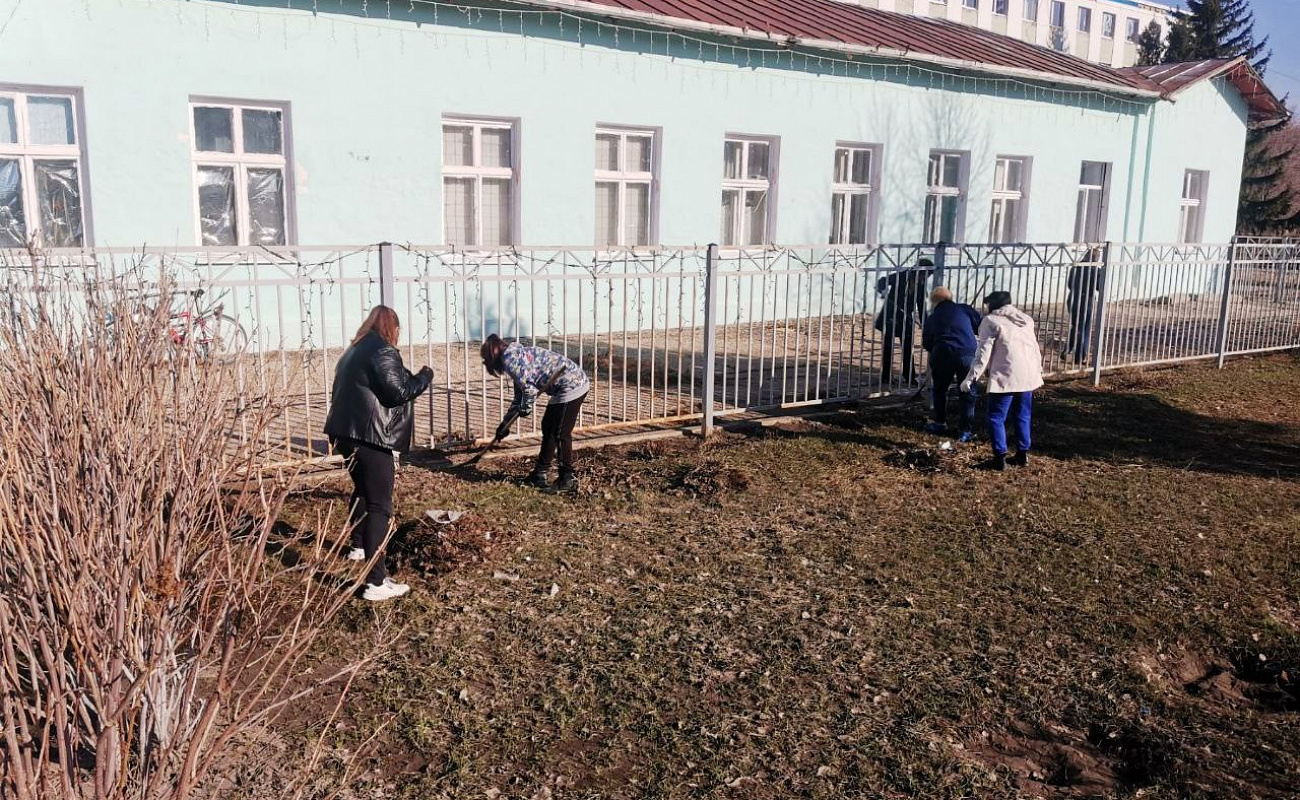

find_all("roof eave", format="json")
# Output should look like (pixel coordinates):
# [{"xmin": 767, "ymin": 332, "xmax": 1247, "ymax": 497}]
[{"xmin": 520, "ymin": 0, "xmax": 1163, "ymax": 100}]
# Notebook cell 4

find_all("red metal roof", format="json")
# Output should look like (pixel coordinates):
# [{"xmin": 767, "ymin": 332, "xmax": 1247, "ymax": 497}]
[
  {"xmin": 1119, "ymin": 58, "xmax": 1290, "ymax": 123},
  {"xmin": 544, "ymin": 0, "xmax": 1159, "ymax": 93}
]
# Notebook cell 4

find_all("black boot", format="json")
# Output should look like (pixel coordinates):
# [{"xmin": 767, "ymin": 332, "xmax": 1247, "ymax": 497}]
[
  {"xmin": 526, "ymin": 469, "xmax": 550, "ymax": 489},
  {"xmin": 552, "ymin": 468, "xmax": 578, "ymax": 494},
  {"xmin": 1009, "ymin": 451, "xmax": 1028, "ymax": 467},
  {"xmin": 978, "ymin": 453, "xmax": 1007, "ymax": 472}
]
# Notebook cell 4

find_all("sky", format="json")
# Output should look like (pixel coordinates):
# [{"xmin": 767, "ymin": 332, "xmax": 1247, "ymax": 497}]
[{"xmin": 1171, "ymin": 0, "xmax": 1300, "ymax": 110}]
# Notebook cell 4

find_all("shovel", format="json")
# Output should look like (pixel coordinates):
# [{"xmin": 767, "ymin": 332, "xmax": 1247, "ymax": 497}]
[{"xmin": 461, "ymin": 406, "xmax": 521, "ymax": 467}]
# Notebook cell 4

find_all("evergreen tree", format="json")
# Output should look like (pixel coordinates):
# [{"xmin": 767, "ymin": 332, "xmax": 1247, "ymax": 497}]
[
  {"xmin": 1137, "ymin": 21, "xmax": 1166, "ymax": 66},
  {"xmin": 1240, "ymin": 120, "xmax": 1300, "ymax": 234},
  {"xmin": 1162, "ymin": 16, "xmax": 1196, "ymax": 62},
  {"xmin": 1183, "ymin": 0, "xmax": 1269, "ymax": 71}
]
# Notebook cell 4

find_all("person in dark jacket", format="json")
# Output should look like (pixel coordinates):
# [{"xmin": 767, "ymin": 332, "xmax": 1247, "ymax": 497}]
[
  {"xmin": 875, "ymin": 259, "xmax": 933, "ymax": 386},
  {"xmin": 324, "ymin": 306, "xmax": 432, "ymax": 602},
  {"xmin": 1064, "ymin": 247, "xmax": 1104, "ymax": 366},
  {"xmin": 920, "ymin": 286, "xmax": 981, "ymax": 441}
]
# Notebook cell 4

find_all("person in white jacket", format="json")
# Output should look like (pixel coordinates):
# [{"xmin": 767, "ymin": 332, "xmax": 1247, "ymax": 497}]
[{"xmin": 960, "ymin": 291, "xmax": 1044, "ymax": 471}]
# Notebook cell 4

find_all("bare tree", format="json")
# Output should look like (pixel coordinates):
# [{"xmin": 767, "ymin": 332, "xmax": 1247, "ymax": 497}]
[{"xmin": 0, "ymin": 249, "xmax": 377, "ymax": 799}]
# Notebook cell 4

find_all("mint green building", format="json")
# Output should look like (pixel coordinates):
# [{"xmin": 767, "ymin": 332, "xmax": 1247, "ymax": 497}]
[{"xmin": 0, "ymin": 0, "xmax": 1287, "ymax": 251}]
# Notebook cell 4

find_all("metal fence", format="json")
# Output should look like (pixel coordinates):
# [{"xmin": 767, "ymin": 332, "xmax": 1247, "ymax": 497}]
[{"xmin": 2, "ymin": 238, "xmax": 1297, "ymax": 464}]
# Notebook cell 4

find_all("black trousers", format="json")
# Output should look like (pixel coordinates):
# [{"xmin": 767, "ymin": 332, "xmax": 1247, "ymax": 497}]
[
  {"xmin": 929, "ymin": 348, "xmax": 977, "ymax": 432},
  {"xmin": 335, "ymin": 438, "xmax": 394, "ymax": 586},
  {"xmin": 880, "ymin": 320, "xmax": 917, "ymax": 384},
  {"xmin": 535, "ymin": 392, "xmax": 587, "ymax": 474}
]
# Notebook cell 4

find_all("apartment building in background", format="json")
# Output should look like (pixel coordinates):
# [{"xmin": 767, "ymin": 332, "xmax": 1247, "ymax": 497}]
[{"xmin": 847, "ymin": 0, "xmax": 1177, "ymax": 68}]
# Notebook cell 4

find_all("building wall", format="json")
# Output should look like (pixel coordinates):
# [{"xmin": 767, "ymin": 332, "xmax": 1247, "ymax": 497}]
[
  {"xmin": 851, "ymin": 0, "xmax": 1174, "ymax": 68},
  {"xmin": 0, "ymin": 0, "xmax": 1246, "ymax": 250}
]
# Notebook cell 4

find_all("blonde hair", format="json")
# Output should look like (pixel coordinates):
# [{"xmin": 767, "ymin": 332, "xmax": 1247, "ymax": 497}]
[{"xmin": 930, "ymin": 286, "xmax": 953, "ymax": 305}]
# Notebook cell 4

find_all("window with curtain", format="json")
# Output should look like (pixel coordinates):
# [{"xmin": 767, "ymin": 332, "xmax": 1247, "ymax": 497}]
[
  {"xmin": 192, "ymin": 101, "xmax": 292, "ymax": 247},
  {"xmin": 442, "ymin": 118, "xmax": 518, "ymax": 248},
  {"xmin": 1126, "ymin": 17, "xmax": 1141, "ymax": 42},
  {"xmin": 989, "ymin": 156, "xmax": 1030, "ymax": 243},
  {"xmin": 0, "ymin": 89, "xmax": 88, "ymax": 248},
  {"xmin": 829, "ymin": 144, "xmax": 879, "ymax": 246},
  {"xmin": 594, "ymin": 127, "xmax": 657, "ymax": 248},
  {"xmin": 994, "ymin": 0, "xmax": 1009, "ymax": 15},
  {"xmin": 1077, "ymin": 7, "xmax": 1092, "ymax": 32},
  {"xmin": 1023, "ymin": 0, "xmax": 1040, "ymax": 20},
  {"xmin": 1102, "ymin": 12, "xmax": 1116, "ymax": 38},
  {"xmin": 1074, "ymin": 161, "xmax": 1111, "ymax": 243},
  {"xmin": 721, "ymin": 136, "xmax": 777, "ymax": 247},
  {"xmin": 923, "ymin": 151, "xmax": 967, "ymax": 244},
  {"xmin": 1050, "ymin": 0, "xmax": 1065, "ymax": 27},
  {"xmin": 1178, "ymin": 170, "xmax": 1209, "ymax": 244}
]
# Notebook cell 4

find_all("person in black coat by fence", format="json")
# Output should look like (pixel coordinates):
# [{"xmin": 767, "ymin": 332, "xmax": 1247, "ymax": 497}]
[
  {"xmin": 921, "ymin": 286, "xmax": 981, "ymax": 441},
  {"xmin": 1064, "ymin": 247, "xmax": 1104, "ymax": 366},
  {"xmin": 324, "ymin": 306, "xmax": 432, "ymax": 602},
  {"xmin": 875, "ymin": 259, "xmax": 934, "ymax": 386}
]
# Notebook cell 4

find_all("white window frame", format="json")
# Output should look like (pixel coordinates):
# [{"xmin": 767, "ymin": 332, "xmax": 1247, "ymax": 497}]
[
  {"xmin": 993, "ymin": 0, "xmax": 1009, "ymax": 16},
  {"xmin": 963, "ymin": 0, "xmax": 978, "ymax": 9},
  {"xmin": 1023, "ymin": 0, "xmax": 1040, "ymax": 20},
  {"xmin": 829, "ymin": 142, "xmax": 882, "ymax": 246},
  {"xmin": 1050, "ymin": 0, "xmax": 1065, "ymax": 28},
  {"xmin": 1102, "ymin": 12, "xmax": 1116, "ymax": 39},
  {"xmin": 1178, "ymin": 169, "xmax": 1209, "ymax": 244},
  {"xmin": 190, "ymin": 98, "xmax": 294, "ymax": 247},
  {"xmin": 441, "ymin": 116, "xmax": 521, "ymax": 249},
  {"xmin": 923, "ymin": 150, "xmax": 969, "ymax": 244},
  {"xmin": 1126, "ymin": 17, "xmax": 1141, "ymax": 43},
  {"xmin": 1074, "ymin": 161, "xmax": 1111, "ymax": 243},
  {"xmin": 988, "ymin": 156, "xmax": 1031, "ymax": 244},
  {"xmin": 594, "ymin": 125, "xmax": 659, "ymax": 248},
  {"xmin": 1077, "ymin": 6, "xmax": 1092, "ymax": 33},
  {"xmin": 0, "ymin": 85, "xmax": 91, "ymax": 248},
  {"xmin": 721, "ymin": 134, "xmax": 779, "ymax": 248}
]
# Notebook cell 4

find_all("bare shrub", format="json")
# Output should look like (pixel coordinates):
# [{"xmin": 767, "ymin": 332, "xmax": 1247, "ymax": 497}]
[{"xmin": 0, "ymin": 254, "xmax": 371, "ymax": 799}]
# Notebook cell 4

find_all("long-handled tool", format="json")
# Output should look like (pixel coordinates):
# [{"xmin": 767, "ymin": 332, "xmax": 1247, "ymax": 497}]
[{"xmin": 462, "ymin": 406, "xmax": 521, "ymax": 467}]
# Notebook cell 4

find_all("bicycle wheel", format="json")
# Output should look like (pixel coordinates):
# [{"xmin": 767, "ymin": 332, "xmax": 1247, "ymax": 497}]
[{"xmin": 197, "ymin": 314, "xmax": 249, "ymax": 362}]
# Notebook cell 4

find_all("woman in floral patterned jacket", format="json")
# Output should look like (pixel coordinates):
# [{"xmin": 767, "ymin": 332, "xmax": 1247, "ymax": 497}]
[{"xmin": 480, "ymin": 333, "xmax": 590, "ymax": 492}]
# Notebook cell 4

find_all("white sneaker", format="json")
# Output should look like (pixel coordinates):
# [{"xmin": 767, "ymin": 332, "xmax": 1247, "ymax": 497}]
[
  {"xmin": 344, "ymin": 547, "xmax": 366, "ymax": 562},
  {"xmin": 362, "ymin": 577, "xmax": 410, "ymax": 602}
]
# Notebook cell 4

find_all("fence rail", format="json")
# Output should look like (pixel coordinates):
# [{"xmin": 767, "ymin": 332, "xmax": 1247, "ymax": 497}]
[{"xmin": 2, "ymin": 237, "xmax": 1298, "ymax": 463}]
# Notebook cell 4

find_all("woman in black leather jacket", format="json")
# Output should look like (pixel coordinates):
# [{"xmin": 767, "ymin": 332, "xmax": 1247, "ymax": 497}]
[{"xmin": 324, "ymin": 306, "xmax": 432, "ymax": 602}]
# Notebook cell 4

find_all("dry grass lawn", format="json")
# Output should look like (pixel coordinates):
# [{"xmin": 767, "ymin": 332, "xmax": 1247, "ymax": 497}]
[{"xmin": 271, "ymin": 353, "xmax": 1300, "ymax": 800}]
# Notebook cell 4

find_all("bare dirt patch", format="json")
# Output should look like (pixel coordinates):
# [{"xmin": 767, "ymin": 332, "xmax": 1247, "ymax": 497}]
[{"xmin": 273, "ymin": 353, "xmax": 1300, "ymax": 799}]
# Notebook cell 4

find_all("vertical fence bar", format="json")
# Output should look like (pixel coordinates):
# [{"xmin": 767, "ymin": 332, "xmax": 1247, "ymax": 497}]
[
  {"xmin": 702, "ymin": 243, "xmax": 719, "ymax": 436},
  {"xmin": 1091, "ymin": 242, "xmax": 1112, "ymax": 387},
  {"xmin": 378, "ymin": 241, "xmax": 395, "ymax": 308},
  {"xmin": 1215, "ymin": 240, "xmax": 1238, "ymax": 369}
]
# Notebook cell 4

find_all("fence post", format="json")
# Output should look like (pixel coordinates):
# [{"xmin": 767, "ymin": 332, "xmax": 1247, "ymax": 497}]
[
  {"xmin": 931, "ymin": 242, "xmax": 947, "ymax": 286},
  {"xmin": 1090, "ymin": 242, "xmax": 1112, "ymax": 387},
  {"xmin": 1214, "ymin": 241, "xmax": 1237, "ymax": 369},
  {"xmin": 701, "ymin": 243, "xmax": 719, "ymax": 437},
  {"xmin": 378, "ymin": 241, "xmax": 395, "ymax": 308}
]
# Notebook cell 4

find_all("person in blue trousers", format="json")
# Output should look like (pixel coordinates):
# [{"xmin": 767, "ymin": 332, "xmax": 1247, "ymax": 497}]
[
  {"xmin": 920, "ymin": 286, "xmax": 981, "ymax": 442},
  {"xmin": 961, "ymin": 291, "xmax": 1044, "ymax": 471}
]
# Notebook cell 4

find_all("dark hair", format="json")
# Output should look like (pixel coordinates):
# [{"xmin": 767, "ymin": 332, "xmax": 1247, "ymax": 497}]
[
  {"xmin": 351, "ymin": 306, "xmax": 400, "ymax": 347},
  {"xmin": 480, "ymin": 333, "xmax": 508, "ymax": 377},
  {"xmin": 984, "ymin": 291, "xmax": 1013, "ymax": 311},
  {"xmin": 918, "ymin": 258, "xmax": 934, "ymax": 268}
]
